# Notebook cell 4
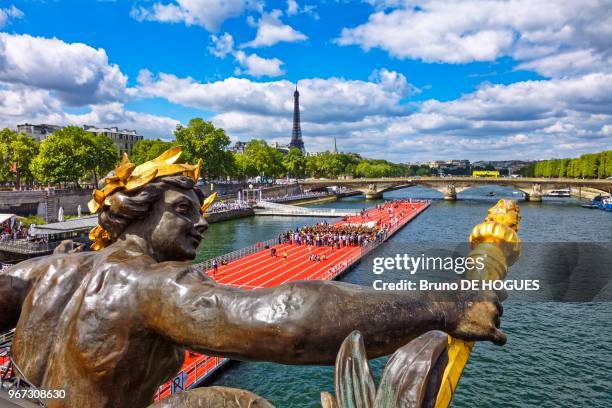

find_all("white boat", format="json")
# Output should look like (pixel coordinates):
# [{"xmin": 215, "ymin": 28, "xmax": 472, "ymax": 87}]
[{"xmin": 547, "ymin": 188, "xmax": 571, "ymax": 197}]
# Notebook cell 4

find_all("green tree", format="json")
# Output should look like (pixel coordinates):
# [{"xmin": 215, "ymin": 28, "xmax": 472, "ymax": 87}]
[
  {"xmin": 131, "ymin": 139, "xmax": 175, "ymax": 165},
  {"xmin": 416, "ymin": 167, "xmax": 430, "ymax": 176},
  {"xmin": 10, "ymin": 133, "xmax": 39, "ymax": 188},
  {"xmin": 601, "ymin": 150, "xmax": 612, "ymax": 177},
  {"xmin": 89, "ymin": 133, "xmax": 119, "ymax": 185},
  {"xmin": 244, "ymin": 139, "xmax": 285, "ymax": 179},
  {"xmin": 353, "ymin": 159, "xmax": 413, "ymax": 178},
  {"xmin": 523, "ymin": 149, "xmax": 612, "ymax": 179},
  {"xmin": 233, "ymin": 153, "xmax": 258, "ymax": 179},
  {"xmin": 283, "ymin": 148, "xmax": 306, "ymax": 178},
  {"xmin": 174, "ymin": 118, "xmax": 234, "ymax": 179},
  {"xmin": 579, "ymin": 153, "xmax": 599, "ymax": 178},
  {"xmin": 0, "ymin": 129, "xmax": 39, "ymax": 187},
  {"xmin": 0, "ymin": 128, "xmax": 15, "ymax": 182},
  {"xmin": 306, "ymin": 155, "xmax": 321, "ymax": 178},
  {"xmin": 30, "ymin": 126, "xmax": 96, "ymax": 186},
  {"xmin": 316, "ymin": 152, "xmax": 344, "ymax": 178},
  {"xmin": 558, "ymin": 159, "xmax": 570, "ymax": 178}
]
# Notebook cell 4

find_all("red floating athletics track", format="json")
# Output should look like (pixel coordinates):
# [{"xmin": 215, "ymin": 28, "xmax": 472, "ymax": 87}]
[{"xmin": 154, "ymin": 199, "xmax": 430, "ymax": 401}]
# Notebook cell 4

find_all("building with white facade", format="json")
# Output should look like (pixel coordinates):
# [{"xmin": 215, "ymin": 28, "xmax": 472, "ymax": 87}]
[
  {"xmin": 16, "ymin": 123, "xmax": 64, "ymax": 141},
  {"xmin": 81, "ymin": 125, "xmax": 143, "ymax": 156}
]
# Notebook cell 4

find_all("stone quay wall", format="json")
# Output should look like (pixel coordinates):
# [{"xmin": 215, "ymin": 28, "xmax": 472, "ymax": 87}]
[
  {"xmin": 0, "ymin": 189, "xmax": 94, "ymax": 221},
  {"xmin": 204, "ymin": 208, "xmax": 254, "ymax": 223}
]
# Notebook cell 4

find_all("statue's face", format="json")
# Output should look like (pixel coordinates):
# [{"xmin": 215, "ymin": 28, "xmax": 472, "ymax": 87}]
[{"xmin": 147, "ymin": 187, "xmax": 208, "ymax": 262}]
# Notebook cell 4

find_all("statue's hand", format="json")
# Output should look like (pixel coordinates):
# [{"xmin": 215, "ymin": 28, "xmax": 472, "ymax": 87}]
[{"xmin": 449, "ymin": 290, "xmax": 506, "ymax": 345}]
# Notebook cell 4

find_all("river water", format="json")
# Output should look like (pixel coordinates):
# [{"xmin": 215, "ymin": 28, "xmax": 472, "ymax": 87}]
[{"xmin": 197, "ymin": 185, "xmax": 611, "ymax": 407}]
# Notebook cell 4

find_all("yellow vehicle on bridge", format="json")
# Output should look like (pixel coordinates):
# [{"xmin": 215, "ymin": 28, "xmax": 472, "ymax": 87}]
[{"xmin": 472, "ymin": 170, "xmax": 500, "ymax": 177}]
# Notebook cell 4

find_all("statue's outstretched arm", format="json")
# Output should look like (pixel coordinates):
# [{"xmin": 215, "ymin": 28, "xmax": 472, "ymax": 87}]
[
  {"xmin": 0, "ymin": 260, "xmax": 44, "ymax": 332},
  {"xmin": 0, "ymin": 244, "xmax": 86, "ymax": 333},
  {"xmin": 143, "ymin": 265, "xmax": 504, "ymax": 365}
]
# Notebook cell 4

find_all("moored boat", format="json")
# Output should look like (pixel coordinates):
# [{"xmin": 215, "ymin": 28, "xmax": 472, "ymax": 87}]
[
  {"xmin": 581, "ymin": 195, "xmax": 610, "ymax": 209},
  {"xmin": 597, "ymin": 196, "xmax": 612, "ymax": 211},
  {"xmin": 547, "ymin": 188, "xmax": 571, "ymax": 197}
]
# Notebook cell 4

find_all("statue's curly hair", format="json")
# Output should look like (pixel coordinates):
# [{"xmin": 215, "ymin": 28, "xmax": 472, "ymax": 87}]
[{"xmin": 98, "ymin": 175, "xmax": 205, "ymax": 241}]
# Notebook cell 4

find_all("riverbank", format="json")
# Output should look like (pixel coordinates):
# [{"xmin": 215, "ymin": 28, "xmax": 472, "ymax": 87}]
[
  {"xmin": 287, "ymin": 195, "xmax": 338, "ymax": 205},
  {"xmin": 204, "ymin": 208, "xmax": 254, "ymax": 224},
  {"xmin": 285, "ymin": 190, "xmax": 362, "ymax": 206},
  {"xmin": 571, "ymin": 186, "xmax": 607, "ymax": 200}
]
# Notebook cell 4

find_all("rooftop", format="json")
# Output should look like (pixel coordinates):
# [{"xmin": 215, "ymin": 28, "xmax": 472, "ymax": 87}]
[
  {"xmin": 83, "ymin": 125, "xmax": 139, "ymax": 135},
  {"xmin": 31, "ymin": 215, "xmax": 98, "ymax": 236}
]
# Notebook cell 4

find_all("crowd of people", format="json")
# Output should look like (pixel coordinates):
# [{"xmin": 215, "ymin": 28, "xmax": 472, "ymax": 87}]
[
  {"xmin": 278, "ymin": 221, "xmax": 387, "ymax": 251},
  {"xmin": 0, "ymin": 221, "xmax": 29, "ymax": 242},
  {"xmin": 207, "ymin": 200, "xmax": 250, "ymax": 214},
  {"xmin": 347, "ymin": 200, "xmax": 415, "ymax": 231}
]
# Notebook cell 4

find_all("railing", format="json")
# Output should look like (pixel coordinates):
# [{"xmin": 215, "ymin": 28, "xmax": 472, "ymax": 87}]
[
  {"xmin": 207, "ymin": 206, "xmax": 251, "ymax": 214},
  {"xmin": 256, "ymin": 209, "xmax": 357, "ymax": 217},
  {"xmin": 0, "ymin": 346, "xmax": 11, "ymax": 380},
  {"xmin": 256, "ymin": 201, "xmax": 359, "ymax": 217},
  {"xmin": 1, "ymin": 330, "xmax": 14, "ymax": 386},
  {"xmin": 155, "ymin": 355, "xmax": 229, "ymax": 401},
  {"xmin": 0, "ymin": 330, "xmax": 14, "ymax": 348},
  {"xmin": 0, "ymin": 240, "xmax": 60, "ymax": 254},
  {"xmin": 0, "ymin": 352, "xmax": 47, "ymax": 407},
  {"xmin": 1, "ymin": 330, "xmax": 46, "ymax": 407},
  {"xmin": 270, "ymin": 192, "xmax": 331, "ymax": 203},
  {"xmin": 199, "ymin": 237, "xmax": 278, "ymax": 271}
]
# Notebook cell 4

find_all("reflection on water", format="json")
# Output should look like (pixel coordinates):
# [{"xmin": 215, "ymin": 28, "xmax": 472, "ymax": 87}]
[{"xmin": 198, "ymin": 185, "xmax": 611, "ymax": 407}]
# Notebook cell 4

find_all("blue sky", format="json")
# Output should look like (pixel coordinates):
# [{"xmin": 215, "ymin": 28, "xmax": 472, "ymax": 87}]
[{"xmin": 0, "ymin": 0, "xmax": 610, "ymax": 161}]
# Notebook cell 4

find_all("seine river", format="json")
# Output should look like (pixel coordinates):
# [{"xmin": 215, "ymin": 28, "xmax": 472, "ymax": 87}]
[{"xmin": 196, "ymin": 185, "xmax": 611, "ymax": 407}]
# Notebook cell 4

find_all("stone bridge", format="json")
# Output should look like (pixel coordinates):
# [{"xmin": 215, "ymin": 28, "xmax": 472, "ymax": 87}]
[{"xmin": 300, "ymin": 177, "xmax": 612, "ymax": 201}]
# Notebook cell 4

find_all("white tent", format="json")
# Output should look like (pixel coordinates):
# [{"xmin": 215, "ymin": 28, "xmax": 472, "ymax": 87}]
[{"xmin": 0, "ymin": 213, "xmax": 16, "ymax": 226}]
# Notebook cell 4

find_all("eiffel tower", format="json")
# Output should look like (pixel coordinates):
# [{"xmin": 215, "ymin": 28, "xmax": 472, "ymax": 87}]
[{"xmin": 288, "ymin": 84, "xmax": 305, "ymax": 152}]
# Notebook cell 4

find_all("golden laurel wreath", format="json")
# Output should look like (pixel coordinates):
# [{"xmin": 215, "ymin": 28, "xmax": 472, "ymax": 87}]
[{"xmin": 87, "ymin": 146, "xmax": 217, "ymax": 251}]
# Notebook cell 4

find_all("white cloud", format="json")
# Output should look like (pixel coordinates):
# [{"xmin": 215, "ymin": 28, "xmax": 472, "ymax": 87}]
[
  {"xmin": 516, "ymin": 49, "xmax": 612, "ymax": 78},
  {"xmin": 0, "ymin": 84, "xmax": 178, "ymax": 138},
  {"xmin": 136, "ymin": 68, "xmax": 413, "ymax": 122},
  {"xmin": 0, "ymin": 33, "xmax": 177, "ymax": 138},
  {"xmin": 0, "ymin": 5, "xmax": 24, "ymax": 28},
  {"xmin": 286, "ymin": 0, "xmax": 299, "ymax": 16},
  {"xmin": 419, "ymin": 74, "xmax": 612, "ymax": 121},
  {"xmin": 64, "ymin": 103, "xmax": 179, "ymax": 137},
  {"xmin": 1, "ymin": 27, "xmax": 608, "ymax": 161},
  {"xmin": 130, "ymin": 0, "xmax": 259, "ymax": 32},
  {"xmin": 0, "ymin": 84, "xmax": 62, "ymax": 121},
  {"xmin": 0, "ymin": 33, "xmax": 128, "ymax": 105},
  {"xmin": 285, "ymin": 0, "xmax": 319, "ymax": 19},
  {"xmin": 337, "ymin": 0, "xmax": 612, "ymax": 77},
  {"xmin": 209, "ymin": 33, "xmax": 235, "ymax": 58},
  {"xmin": 241, "ymin": 9, "xmax": 307, "ymax": 48},
  {"xmin": 137, "ymin": 69, "xmax": 612, "ymax": 161},
  {"xmin": 233, "ymin": 51, "xmax": 285, "ymax": 77},
  {"xmin": 207, "ymin": 33, "xmax": 286, "ymax": 77}
]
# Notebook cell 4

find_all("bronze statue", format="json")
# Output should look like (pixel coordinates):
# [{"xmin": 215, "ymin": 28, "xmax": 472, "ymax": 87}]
[
  {"xmin": 151, "ymin": 386, "xmax": 274, "ymax": 408},
  {"xmin": 0, "ymin": 148, "xmax": 504, "ymax": 408},
  {"xmin": 321, "ymin": 330, "xmax": 449, "ymax": 408}
]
